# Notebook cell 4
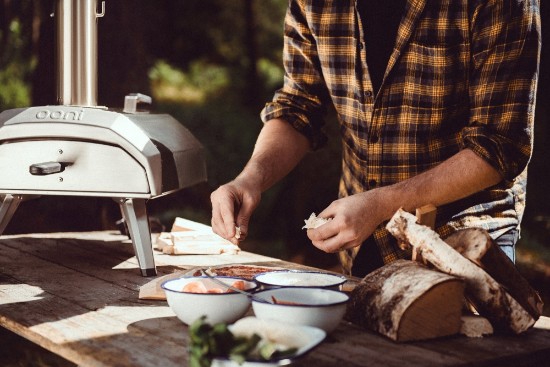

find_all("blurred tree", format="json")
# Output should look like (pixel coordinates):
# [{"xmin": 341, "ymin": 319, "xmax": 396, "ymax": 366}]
[{"xmin": 0, "ymin": 0, "xmax": 37, "ymax": 109}]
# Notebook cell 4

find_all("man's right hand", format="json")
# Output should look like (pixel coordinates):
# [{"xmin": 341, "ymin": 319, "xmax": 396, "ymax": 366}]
[
  {"xmin": 210, "ymin": 178, "xmax": 261, "ymax": 245},
  {"xmin": 210, "ymin": 118, "xmax": 311, "ymax": 245}
]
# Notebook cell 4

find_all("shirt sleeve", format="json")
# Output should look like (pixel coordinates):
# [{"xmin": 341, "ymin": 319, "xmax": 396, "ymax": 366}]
[
  {"xmin": 462, "ymin": 0, "xmax": 541, "ymax": 181},
  {"xmin": 260, "ymin": 0, "xmax": 330, "ymax": 150}
]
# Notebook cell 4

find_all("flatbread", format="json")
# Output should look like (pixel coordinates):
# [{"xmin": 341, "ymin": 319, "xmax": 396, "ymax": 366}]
[{"xmin": 185, "ymin": 264, "xmax": 286, "ymax": 281}]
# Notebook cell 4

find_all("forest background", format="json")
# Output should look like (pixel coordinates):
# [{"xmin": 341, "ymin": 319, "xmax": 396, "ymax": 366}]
[{"xmin": 1, "ymin": 0, "xmax": 550, "ymax": 310}]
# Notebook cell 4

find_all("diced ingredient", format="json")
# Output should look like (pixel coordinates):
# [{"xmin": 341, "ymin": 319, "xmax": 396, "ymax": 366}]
[
  {"xmin": 231, "ymin": 280, "xmax": 245, "ymax": 291},
  {"xmin": 183, "ymin": 281, "xmax": 208, "ymax": 293},
  {"xmin": 181, "ymin": 280, "xmax": 248, "ymax": 294},
  {"xmin": 207, "ymin": 288, "xmax": 225, "ymax": 294}
]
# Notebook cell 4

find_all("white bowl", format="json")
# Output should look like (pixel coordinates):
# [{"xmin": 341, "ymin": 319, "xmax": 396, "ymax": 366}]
[
  {"xmin": 253, "ymin": 270, "xmax": 347, "ymax": 290},
  {"xmin": 161, "ymin": 276, "xmax": 257, "ymax": 325},
  {"xmin": 251, "ymin": 287, "xmax": 349, "ymax": 333}
]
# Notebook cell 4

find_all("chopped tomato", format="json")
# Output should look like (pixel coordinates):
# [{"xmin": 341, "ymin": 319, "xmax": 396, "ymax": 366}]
[
  {"xmin": 182, "ymin": 281, "xmax": 208, "ymax": 293},
  {"xmin": 207, "ymin": 288, "xmax": 225, "ymax": 293},
  {"xmin": 180, "ymin": 279, "xmax": 248, "ymax": 294},
  {"xmin": 230, "ymin": 280, "xmax": 246, "ymax": 291}
]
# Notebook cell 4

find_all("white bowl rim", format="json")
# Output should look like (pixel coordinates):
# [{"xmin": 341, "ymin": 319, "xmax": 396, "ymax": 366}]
[
  {"xmin": 251, "ymin": 287, "xmax": 350, "ymax": 308},
  {"xmin": 160, "ymin": 275, "xmax": 258, "ymax": 295},
  {"xmin": 253, "ymin": 270, "xmax": 347, "ymax": 288}
]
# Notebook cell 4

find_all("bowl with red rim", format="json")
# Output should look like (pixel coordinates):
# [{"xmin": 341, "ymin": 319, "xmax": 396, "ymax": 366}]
[{"xmin": 161, "ymin": 276, "xmax": 258, "ymax": 325}]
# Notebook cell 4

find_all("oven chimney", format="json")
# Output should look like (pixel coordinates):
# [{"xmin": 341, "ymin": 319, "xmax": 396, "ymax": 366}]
[{"xmin": 55, "ymin": 0, "xmax": 105, "ymax": 106}]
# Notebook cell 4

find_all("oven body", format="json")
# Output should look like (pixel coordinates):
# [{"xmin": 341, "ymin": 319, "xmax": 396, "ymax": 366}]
[{"xmin": 0, "ymin": 104, "xmax": 207, "ymax": 276}]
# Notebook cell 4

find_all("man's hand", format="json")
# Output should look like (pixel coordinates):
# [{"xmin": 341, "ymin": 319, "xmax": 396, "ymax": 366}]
[
  {"xmin": 210, "ymin": 118, "xmax": 311, "ymax": 246},
  {"xmin": 306, "ymin": 148, "xmax": 502, "ymax": 253},
  {"xmin": 210, "ymin": 179, "xmax": 261, "ymax": 245},
  {"xmin": 306, "ymin": 190, "xmax": 385, "ymax": 253}
]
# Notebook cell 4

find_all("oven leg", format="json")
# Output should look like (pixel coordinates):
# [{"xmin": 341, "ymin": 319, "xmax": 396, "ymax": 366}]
[
  {"xmin": 118, "ymin": 198, "xmax": 157, "ymax": 277},
  {"xmin": 0, "ymin": 194, "xmax": 24, "ymax": 235}
]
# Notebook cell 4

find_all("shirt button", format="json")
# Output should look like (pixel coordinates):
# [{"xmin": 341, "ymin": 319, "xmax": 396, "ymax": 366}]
[
  {"xmin": 365, "ymin": 90, "xmax": 373, "ymax": 98},
  {"xmin": 359, "ymin": 42, "xmax": 364, "ymax": 50},
  {"xmin": 368, "ymin": 179, "xmax": 377, "ymax": 187},
  {"xmin": 370, "ymin": 134, "xmax": 379, "ymax": 143}
]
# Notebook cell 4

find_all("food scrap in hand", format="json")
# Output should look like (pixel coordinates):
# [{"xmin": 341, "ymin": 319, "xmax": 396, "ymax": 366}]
[
  {"xmin": 302, "ymin": 212, "xmax": 332, "ymax": 229},
  {"xmin": 235, "ymin": 226, "xmax": 241, "ymax": 240},
  {"xmin": 182, "ymin": 280, "xmax": 246, "ymax": 294}
]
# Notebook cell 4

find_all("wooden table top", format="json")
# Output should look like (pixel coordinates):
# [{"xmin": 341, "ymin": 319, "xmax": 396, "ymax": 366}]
[{"xmin": 0, "ymin": 231, "xmax": 549, "ymax": 367}]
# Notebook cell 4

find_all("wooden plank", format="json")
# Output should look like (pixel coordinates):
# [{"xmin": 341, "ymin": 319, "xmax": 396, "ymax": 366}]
[{"xmin": 0, "ymin": 231, "xmax": 549, "ymax": 367}]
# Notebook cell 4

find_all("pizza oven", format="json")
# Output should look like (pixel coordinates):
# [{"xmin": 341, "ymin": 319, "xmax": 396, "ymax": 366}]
[{"xmin": 0, "ymin": 0, "xmax": 207, "ymax": 276}]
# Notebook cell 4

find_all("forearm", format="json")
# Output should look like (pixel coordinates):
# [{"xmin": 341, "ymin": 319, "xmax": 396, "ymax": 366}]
[
  {"xmin": 376, "ymin": 149, "xmax": 503, "ymax": 222},
  {"xmin": 235, "ymin": 119, "xmax": 311, "ymax": 192}
]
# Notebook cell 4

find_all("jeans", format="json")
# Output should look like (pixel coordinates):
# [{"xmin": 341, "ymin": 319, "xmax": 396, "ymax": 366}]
[{"xmin": 495, "ymin": 229, "xmax": 518, "ymax": 264}]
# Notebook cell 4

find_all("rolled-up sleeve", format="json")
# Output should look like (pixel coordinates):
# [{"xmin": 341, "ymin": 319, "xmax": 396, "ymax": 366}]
[
  {"xmin": 260, "ymin": 0, "xmax": 329, "ymax": 150},
  {"xmin": 463, "ymin": 0, "xmax": 541, "ymax": 181}
]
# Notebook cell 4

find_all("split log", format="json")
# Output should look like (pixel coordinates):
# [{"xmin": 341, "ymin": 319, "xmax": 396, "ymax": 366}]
[
  {"xmin": 460, "ymin": 315, "xmax": 493, "ymax": 338},
  {"xmin": 344, "ymin": 259, "xmax": 465, "ymax": 342},
  {"xmin": 411, "ymin": 204, "xmax": 437, "ymax": 263},
  {"xmin": 445, "ymin": 229, "xmax": 543, "ymax": 319},
  {"xmin": 386, "ymin": 209, "xmax": 536, "ymax": 334}
]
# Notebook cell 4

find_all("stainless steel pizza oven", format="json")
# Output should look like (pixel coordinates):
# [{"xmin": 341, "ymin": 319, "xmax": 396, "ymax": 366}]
[{"xmin": 0, "ymin": 0, "xmax": 207, "ymax": 276}]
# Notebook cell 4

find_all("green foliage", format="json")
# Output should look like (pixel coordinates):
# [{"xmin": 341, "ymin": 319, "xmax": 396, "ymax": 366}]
[
  {"xmin": 149, "ymin": 60, "xmax": 230, "ymax": 103},
  {"xmin": 0, "ymin": 16, "xmax": 35, "ymax": 110},
  {"xmin": 258, "ymin": 57, "xmax": 285, "ymax": 91},
  {"xmin": 188, "ymin": 316, "xmax": 297, "ymax": 367},
  {"xmin": 0, "ymin": 62, "xmax": 32, "ymax": 109}
]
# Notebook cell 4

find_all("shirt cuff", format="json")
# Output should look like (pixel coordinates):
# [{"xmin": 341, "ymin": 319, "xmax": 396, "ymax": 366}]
[
  {"xmin": 260, "ymin": 102, "xmax": 328, "ymax": 150},
  {"xmin": 460, "ymin": 124, "xmax": 530, "ymax": 181}
]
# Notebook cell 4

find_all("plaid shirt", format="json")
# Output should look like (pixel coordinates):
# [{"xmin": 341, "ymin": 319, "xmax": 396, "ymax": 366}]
[{"xmin": 261, "ymin": 0, "xmax": 541, "ymax": 274}]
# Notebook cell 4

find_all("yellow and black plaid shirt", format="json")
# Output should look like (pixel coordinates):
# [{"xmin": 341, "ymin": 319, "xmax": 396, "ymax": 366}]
[{"xmin": 261, "ymin": 0, "xmax": 541, "ymax": 274}]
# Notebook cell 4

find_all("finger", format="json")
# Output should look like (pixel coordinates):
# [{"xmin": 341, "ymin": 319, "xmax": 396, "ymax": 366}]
[
  {"xmin": 311, "ymin": 237, "xmax": 341, "ymax": 253},
  {"xmin": 306, "ymin": 219, "xmax": 338, "ymax": 241},
  {"xmin": 211, "ymin": 195, "xmax": 236, "ymax": 239}
]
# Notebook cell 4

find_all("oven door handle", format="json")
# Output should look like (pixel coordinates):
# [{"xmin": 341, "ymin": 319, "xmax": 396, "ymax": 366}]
[{"xmin": 29, "ymin": 161, "xmax": 69, "ymax": 175}]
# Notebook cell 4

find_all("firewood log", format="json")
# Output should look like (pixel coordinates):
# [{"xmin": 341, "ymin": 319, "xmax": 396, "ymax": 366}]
[
  {"xmin": 460, "ymin": 315, "xmax": 493, "ymax": 338},
  {"xmin": 445, "ymin": 229, "xmax": 543, "ymax": 319},
  {"xmin": 386, "ymin": 209, "xmax": 536, "ymax": 334},
  {"xmin": 345, "ymin": 259, "xmax": 465, "ymax": 342}
]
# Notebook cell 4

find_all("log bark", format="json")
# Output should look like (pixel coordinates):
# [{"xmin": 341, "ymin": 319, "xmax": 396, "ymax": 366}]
[
  {"xmin": 386, "ymin": 209, "xmax": 536, "ymax": 334},
  {"xmin": 345, "ymin": 259, "xmax": 465, "ymax": 342},
  {"xmin": 445, "ymin": 229, "xmax": 544, "ymax": 319}
]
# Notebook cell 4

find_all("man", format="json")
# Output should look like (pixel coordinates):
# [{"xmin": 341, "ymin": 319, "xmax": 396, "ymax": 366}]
[{"xmin": 210, "ymin": 0, "xmax": 541, "ymax": 277}]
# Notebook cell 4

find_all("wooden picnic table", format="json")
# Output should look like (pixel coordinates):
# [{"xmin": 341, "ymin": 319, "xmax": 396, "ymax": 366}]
[{"xmin": 0, "ymin": 231, "xmax": 549, "ymax": 367}]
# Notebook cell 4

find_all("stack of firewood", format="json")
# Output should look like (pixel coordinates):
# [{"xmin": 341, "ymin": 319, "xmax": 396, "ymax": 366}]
[{"xmin": 344, "ymin": 207, "xmax": 544, "ymax": 342}]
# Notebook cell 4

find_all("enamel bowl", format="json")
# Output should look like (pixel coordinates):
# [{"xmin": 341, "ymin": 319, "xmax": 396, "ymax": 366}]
[
  {"xmin": 161, "ymin": 276, "xmax": 257, "ymax": 325},
  {"xmin": 251, "ymin": 287, "xmax": 349, "ymax": 333},
  {"xmin": 253, "ymin": 270, "xmax": 347, "ymax": 291}
]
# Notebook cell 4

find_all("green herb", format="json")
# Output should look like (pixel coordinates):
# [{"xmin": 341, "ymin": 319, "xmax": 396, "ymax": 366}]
[{"xmin": 188, "ymin": 316, "xmax": 298, "ymax": 367}]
